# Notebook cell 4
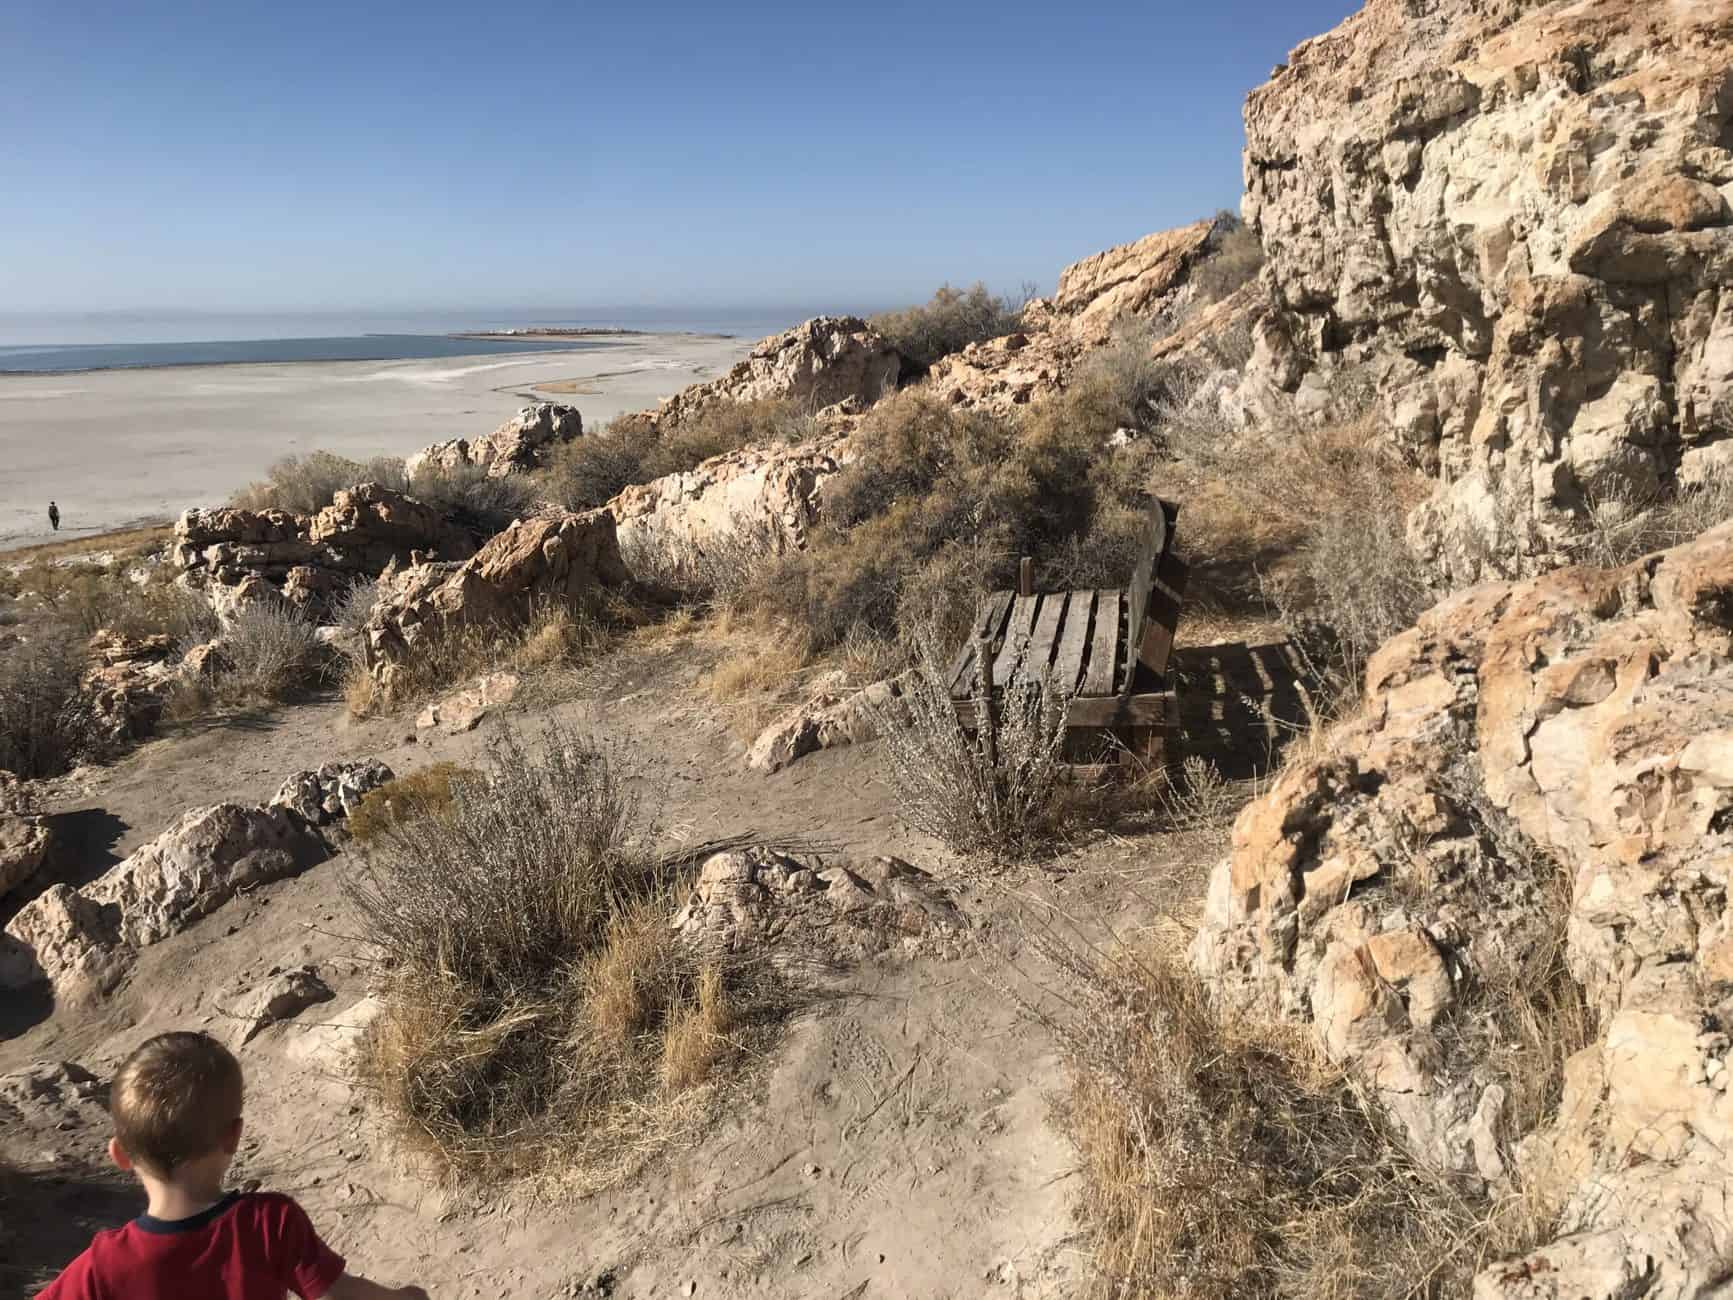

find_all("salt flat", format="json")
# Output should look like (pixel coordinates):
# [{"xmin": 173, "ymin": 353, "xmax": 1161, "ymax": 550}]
[{"xmin": 0, "ymin": 332, "xmax": 752, "ymax": 549}]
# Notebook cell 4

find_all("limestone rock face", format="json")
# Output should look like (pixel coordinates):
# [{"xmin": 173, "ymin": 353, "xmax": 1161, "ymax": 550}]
[
  {"xmin": 653, "ymin": 317, "xmax": 900, "ymax": 427},
  {"xmin": 0, "ymin": 772, "xmax": 52, "ymax": 899},
  {"xmin": 925, "ymin": 219, "xmax": 1220, "ymax": 413},
  {"xmin": 362, "ymin": 510, "xmax": 627, "ymax": 696},
  {"xmin": 269, "ymin": 760, "xmax": 395, "ymax": 826},
  {"xmin": 672, "ymin": 848, "xmax": 963, "ymax": 962},
  {"xmin": 223, "ymin": 965, "xmax": 334, "ymax": 1046},
  {"xmin": 85, "ymin": 803, "xmax": 329, "ymax": 948},
  {"xmin": 1192, "ymin": 521, "xmax": 1733, "ymax": 1296},
  {"xmin": 746, "ymin": 673, "xmax": 913, "ymax": 774},
  {"xmin": 175, "ymin": 484, "xmax": 478, "ymax": 621},
  {"xmin": 1051, "ymin": 220, "xmax": 1220, "ymax": 345},
  {"xmin": 1241, "ymin": 0, "xmax": 1733, "ymax": 578},
  {"xmin": 0, "ymin": 884, "xmax": 125, "ymax": 1000},
  {"xmin": 404, "ymin": 402, "xmax": 583, "ymax": 479},
  {"xmin": 608, "ymin": 438, "xmax": 846, "ymax": 583}
]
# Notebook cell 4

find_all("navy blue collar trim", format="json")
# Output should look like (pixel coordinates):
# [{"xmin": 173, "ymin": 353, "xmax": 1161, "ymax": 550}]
[{"xmin": 135, "ymin": 1192, "xmax": 241, "ymax": 1235}]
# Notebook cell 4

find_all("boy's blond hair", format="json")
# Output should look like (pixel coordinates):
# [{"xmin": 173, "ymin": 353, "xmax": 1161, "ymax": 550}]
[{"xmin": 111, "ymin": 1031, "xmax": 244, "ymax": 1175}]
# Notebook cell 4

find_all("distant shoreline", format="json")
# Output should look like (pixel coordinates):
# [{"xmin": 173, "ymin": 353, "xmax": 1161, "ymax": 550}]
[{"xmin": 451, "ymin": 328, "xmax": 739, "ymax": 341}]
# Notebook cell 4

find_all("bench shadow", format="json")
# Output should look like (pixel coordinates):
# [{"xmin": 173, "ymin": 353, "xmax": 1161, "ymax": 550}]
[{"xmin": 1172, "ymin": 639, "xmax": 1315, "ymax": 781}]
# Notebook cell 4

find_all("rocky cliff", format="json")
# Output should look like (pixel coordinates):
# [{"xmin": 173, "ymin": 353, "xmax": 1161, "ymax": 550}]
[
  {"xmin": 1242, "ymin": 0, "xmax": 1733, "ymax": 579},
  {"xmin": 1194, "ymin": 521, "xmax": 1733, "ymax": 1297}
]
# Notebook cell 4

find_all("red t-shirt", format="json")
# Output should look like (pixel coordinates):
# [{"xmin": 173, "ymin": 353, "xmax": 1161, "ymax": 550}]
[{"xmin": 36, "ymin": 1191, "xmax": 346, "ymax": 1300}]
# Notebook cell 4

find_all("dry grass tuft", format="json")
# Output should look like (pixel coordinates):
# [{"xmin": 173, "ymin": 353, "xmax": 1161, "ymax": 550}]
[
  {"xmin": 346, "ymin": 762, "xmax": 477, "ymax": 845},
  {"xmin": 347, "ymin": 724, "xmax": 772, "ymax": 1188},
  {"xmin": 1030, "ymin": 932, "xmax": 1505, "ymax": 1299},
  {"xmin": 660, "ymin": 965, "xmax": 734, "ymax": 1091}
]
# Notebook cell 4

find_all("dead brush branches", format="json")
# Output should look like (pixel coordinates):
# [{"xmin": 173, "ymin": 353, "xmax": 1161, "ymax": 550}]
[
  {"xmin": 345, "ymin": 724, "xmax": 772, "ymax": 1188},
  {"xmin": 871, "ymin": 643, "xmax": 1071, "ymax": 865}
]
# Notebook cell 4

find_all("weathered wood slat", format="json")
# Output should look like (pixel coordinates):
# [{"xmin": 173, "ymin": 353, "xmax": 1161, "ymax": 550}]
[
  {"xmin": 1137, "ymin": 552, "xmax": 1192, "ymax": 680},
  {"xmin": 952, "ymin": 690, "xmax": 1173, "ymax": 730},
  {"xmin": 1119, "ymin": 504, "xmax": 1171, "ymax": 696},
  {"xmin": 947, "ymin": 590, "xmax": 1015, "ymax": 696},
  {"xmin": 991, "ymin": 594, "xmax": 1040, "ymax": 686},
  {"xmin": 1018, "ymin": 592, "xmax": 1069, "ymax": 685},
  {"xmin": 1080, "ymin": 588, "xmax": 1120, "ymax": 697},
  {"xmin": 1050, "ymin": 590, "xmax": 1095, "ymax": 694}
]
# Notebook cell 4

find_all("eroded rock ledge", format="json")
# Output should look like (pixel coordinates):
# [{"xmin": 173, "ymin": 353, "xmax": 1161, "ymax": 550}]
[{"xmin": 1193, "ymin": 520, "xmax": 1733, "ymax": 1298}]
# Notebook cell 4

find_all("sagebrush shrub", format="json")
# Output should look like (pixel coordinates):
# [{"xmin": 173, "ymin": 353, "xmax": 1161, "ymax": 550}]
[
  {"xmin": 232, "ymin": 450, "xmax": 409, "ymax": 515},
  {"xmin": 346, "ymin": 725, "xmax": 755, "ymax": 1185},
  {"xmin": 0, "ymin": 626, "xmax": 106, "ymax": 778},
  {"xmin": 869, "ymin": 282, "xmax": 1024, "ymax": 371},
  {"xmin": 871, "ymin": 644, "xmax": 1071, "ymax": 864}
]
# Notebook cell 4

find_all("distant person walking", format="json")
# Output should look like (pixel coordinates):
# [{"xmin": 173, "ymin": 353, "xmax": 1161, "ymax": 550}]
[{"xmin": 48, "ymin": 501, "xmax": 60, "ymax": 532}]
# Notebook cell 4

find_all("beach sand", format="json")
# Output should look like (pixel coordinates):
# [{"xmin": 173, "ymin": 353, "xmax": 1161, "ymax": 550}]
[{"xmin": 0, "ymin": 333, "xmax": 751, "ymax": 550}]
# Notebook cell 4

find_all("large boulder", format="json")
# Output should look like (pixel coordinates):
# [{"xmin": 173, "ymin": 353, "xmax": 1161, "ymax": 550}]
[
  {"xmin": 1192, "ymin": 520, "xmax": 1733, "ymax": 1297},
  {"xmin": 653, "ymin": 317, "xmax": 900, "ymax": 427},
  {"xmin": 0, "ymin": 773, "xmax": 52, "ymax": 899},
  {"xmin": 0, "ymin": 884, "xmax": 125, "ymax": 1001},
  {"xmin": 1240, "ymin": 0, "xmax": 1733, "ymax": 578},
  {"xmin": 608, "ymin": 438, "xmax": 847, "ymax": 583},
  {"xmin": 84, "ymin": 803, "xmax": 329, "ymax": 948},
  {"xmin": 362, "ymin": 510, "xmax": 627, "ymax": 696},
  {"xmin": 404, "ymin": 402, "xmax": 583, "ymax": 479}
]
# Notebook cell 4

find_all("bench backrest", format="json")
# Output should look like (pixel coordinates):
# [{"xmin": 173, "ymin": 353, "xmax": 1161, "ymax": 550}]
[{"xmin": 1121, "ymin": 498, "xmax": 1187, "ymax": 697}]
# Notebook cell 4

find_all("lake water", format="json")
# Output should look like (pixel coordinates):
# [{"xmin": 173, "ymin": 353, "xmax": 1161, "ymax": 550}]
[{"xmin": 0, "ymin": 309, "xmax": 819, "ymax": 374}]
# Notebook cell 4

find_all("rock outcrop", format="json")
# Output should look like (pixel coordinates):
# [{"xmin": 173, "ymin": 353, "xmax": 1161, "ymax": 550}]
[
  {"xmin": 1240, "ymin": 0, "xmax": 1733, "ymax": 579},
  {"xmin": 652, "ymin": 317, "xmax": 900, "ymax": 428},
  {"xmin": 269, "ymin": 760, "xmax": 395, "ymax": 827},
  {"xmin": 361, "ymin": 510, "xmax": 626, "ymax": 695},
  {"xmin": 608, "ymin": 437, "xmax": 847, "ymax": 583},
  {"xmin": 82, "ymin": 631, "xmax": 178, "ymax": 749},
  {"xmin": 222, "ymin": 965, "xmax": 334, "ymax": 1046},
  {"xmin": 1192, "ymin": 520, "xmax": 1733, "ymax": 1297},
  {"xmin": 673, "ymin": 848, "xmax": 963, "ymax": 963},
  {"xmin": 0, "ymin": 773, "xmax": 52, "ymax": 899},
  {"xmin": 0, "ymin": 801, "xmax": 329, "ymax": 1000},
  {"xmin": 415, "ymin": 671, "xmax": 520, "ymax": 734},
  {"xmin": 176, "ymin": 485, "xmax": 479, "ymax": 621},
  {"xmin": 405, "ymin": 402, "xmax": 583, "ymax": 479},
  {"xmin": 925, "ymin": 219, "xmax": 1220, "ymax": 413},
  {"xmin": 746, "ymin": 673, "xmax": 912, "ymax": 774}
]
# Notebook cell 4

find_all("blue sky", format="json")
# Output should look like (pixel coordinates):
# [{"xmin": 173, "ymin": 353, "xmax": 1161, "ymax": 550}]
[{"xmin": 1, "ymin": 1, "xmax": 1359, "ymax": 315}]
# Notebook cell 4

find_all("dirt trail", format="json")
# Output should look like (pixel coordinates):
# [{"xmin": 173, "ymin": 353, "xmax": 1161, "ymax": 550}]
[{"xmin": 0, "ymin": 641, "xmax": 1141, "ymax": 1298}]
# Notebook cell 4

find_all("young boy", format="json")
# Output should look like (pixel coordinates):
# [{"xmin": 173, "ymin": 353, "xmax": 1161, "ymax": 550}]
[{"xmin": 36, "ymin": 1031, "xmax": 428, "ymax": 1300}]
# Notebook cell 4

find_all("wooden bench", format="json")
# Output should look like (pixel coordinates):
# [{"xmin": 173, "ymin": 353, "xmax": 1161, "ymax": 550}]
[{"xmin": 945, "ymin": 498, "xmax": 1188, "ymax": 767}]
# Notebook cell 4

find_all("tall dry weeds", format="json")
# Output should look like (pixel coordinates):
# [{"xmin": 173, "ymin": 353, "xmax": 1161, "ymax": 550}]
[
  {"xmin": 346, "ymin": 724, "xmax": 772, "ymax": 1187},
  {"xmin": 871, "ymin": 642, "xmax": 1071, "ymax": 864}
]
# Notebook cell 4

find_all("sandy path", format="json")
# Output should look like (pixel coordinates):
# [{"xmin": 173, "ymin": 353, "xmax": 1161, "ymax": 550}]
[
  {"xmin": 0, "ymin": 333, "xmax": 751, "ymax": 549},
  {"xmin": 0, "ymin": 645, "xmax": 1092, "ymax": 1298}
]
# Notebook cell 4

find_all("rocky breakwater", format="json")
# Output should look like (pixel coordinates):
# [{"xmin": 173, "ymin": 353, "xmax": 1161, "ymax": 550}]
[
  {"xmin": 405, "ymin": 401, "xmax": 583, "ymax": 479},
  {"xmin": 1240, "ymin": 0, "xmax": 1733, "ymax": 578},
  {"xmin": 175, "ymin": 484, "xmax": 479, "ymax": 620},
  {"xmin": 360, "ymin": 509, "xmax": 627, "ymax": 697},
  {"xmin": 1193, "ymin": 519, "xmax": 1733, "ymax": 1298},
  {"xmin": 924, "ymin": 219, "xmax": 1225, "ymax": 414}
]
